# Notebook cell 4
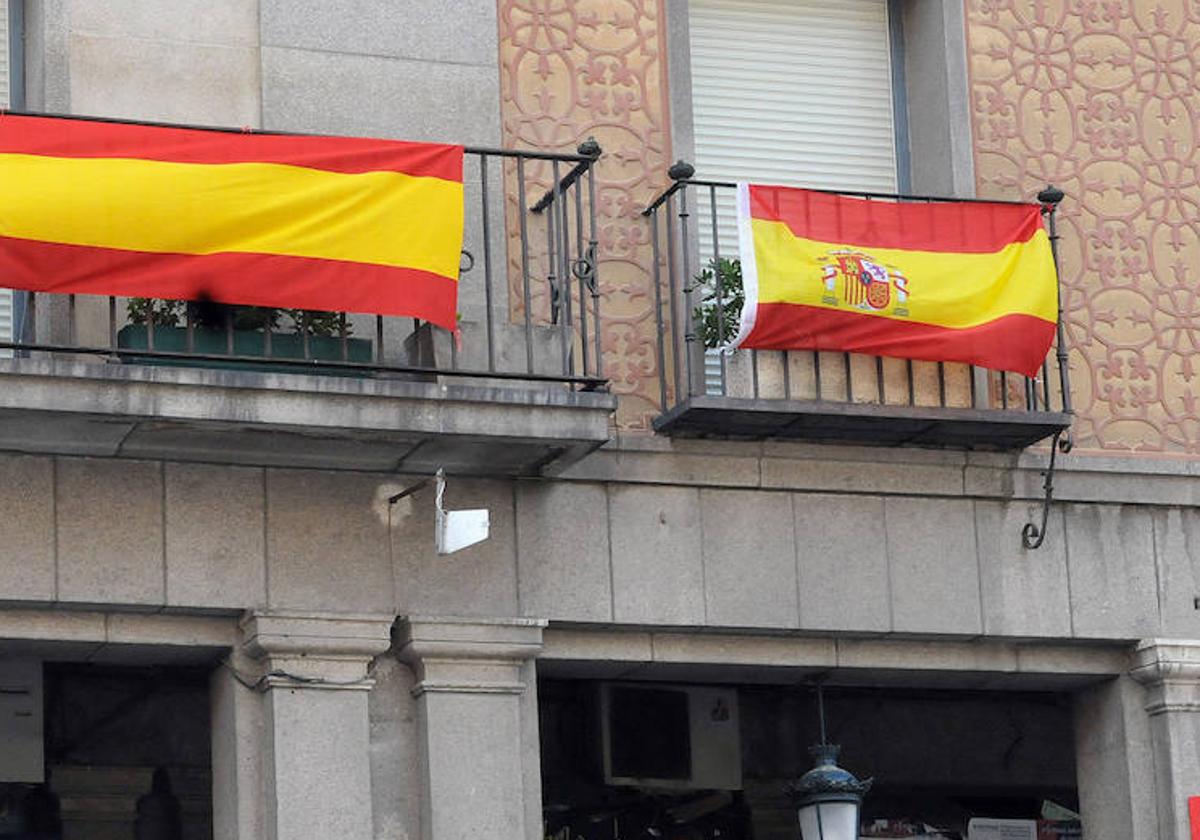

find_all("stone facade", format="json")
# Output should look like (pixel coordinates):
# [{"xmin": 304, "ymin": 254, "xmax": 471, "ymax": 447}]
[{"xmin": 1, "ymin": 2, "xmax": 1199, "ymax": 840}]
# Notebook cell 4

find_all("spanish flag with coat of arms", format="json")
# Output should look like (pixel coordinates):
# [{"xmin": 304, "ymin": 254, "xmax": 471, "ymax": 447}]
[
  {"xmin": 0, "ymin": 114, "xmax": 465, "ymax": 332},
  {"xmin": 730, "ymin": 183, "xmax": 1059, "ymax": 378}
]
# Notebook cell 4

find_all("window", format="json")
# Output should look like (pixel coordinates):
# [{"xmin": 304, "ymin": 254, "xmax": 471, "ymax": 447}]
[{"xmin": 689, "ymin": 0, "xmax": 905, "ymax": 255}]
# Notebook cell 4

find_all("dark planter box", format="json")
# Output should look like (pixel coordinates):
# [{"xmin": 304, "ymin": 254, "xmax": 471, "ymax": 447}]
[{"xmin": 117, "ymin": 324, "xmax": 373, "ymax": 375}]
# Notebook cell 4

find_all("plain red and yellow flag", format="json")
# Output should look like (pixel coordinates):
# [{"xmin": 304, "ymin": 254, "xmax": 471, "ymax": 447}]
[
  {"xmin": 0, "ymin": 114, "xmax": 464, "ymax": 331},
  {"xmin": 731, "ymin": 183, "xmax": 1058, "ymax": 377}
]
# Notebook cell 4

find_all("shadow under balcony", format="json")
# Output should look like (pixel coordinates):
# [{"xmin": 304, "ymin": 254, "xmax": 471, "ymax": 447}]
[{"xmin": 0, "ymin": 143, "xmax": 615, "ymax": 476}]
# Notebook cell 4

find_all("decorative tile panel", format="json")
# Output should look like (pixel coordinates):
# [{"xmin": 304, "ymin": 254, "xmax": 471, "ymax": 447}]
[
  {"xmin": 498, "ymin": 0, "xmax": 672, "ymax": 428},
  {"xmin": 968, "ymin": 0, "xmax": 1200, "ymax": 452}
]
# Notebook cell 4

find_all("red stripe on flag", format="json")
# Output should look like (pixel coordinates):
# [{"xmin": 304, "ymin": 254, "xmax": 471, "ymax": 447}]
[
  {"xmin": 743, "ymin": 303, "xmax": 1056, "ymax": 377},
  {"xmin": 0, "ymin": 237, "xmax": 459, "ymax": 332},
  {"xmin": 1190, "ymin": 797, "xmax": 1200, "ymax": 840},
  {"xmin": 0, "ymin": 114, "xmax": 463, "ymax": 181},
  {"xmin": 749, "ymin": 185, "xmax": 1043, "ymax": 254}
]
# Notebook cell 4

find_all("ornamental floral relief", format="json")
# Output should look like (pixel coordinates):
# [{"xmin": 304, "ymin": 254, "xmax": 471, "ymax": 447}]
[
  {"xmin": 498, "ymin": 0, "xmax": 672, "ymax": 429},
  {"xmin": 968, "ymin": 0, "xmax": 1200, "ymax": 452}
]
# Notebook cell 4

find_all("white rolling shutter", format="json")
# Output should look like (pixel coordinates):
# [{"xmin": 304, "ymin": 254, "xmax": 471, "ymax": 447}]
[
  {"xmin": 0, "ymin": 1, "xmax": 11, "ymax": 356},
  {"xmin": 689, "ymin": 0, "xmax": 899, "ymax": 257}
]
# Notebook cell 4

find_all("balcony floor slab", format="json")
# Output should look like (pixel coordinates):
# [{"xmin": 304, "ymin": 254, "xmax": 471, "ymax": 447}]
[
  {"xmin": 654, "ymin": 395, "xmax": 1070, "ymax": 451},
  {"xmin": 0, "ymin": 358, "xmax": 615, "ymax": 475}
]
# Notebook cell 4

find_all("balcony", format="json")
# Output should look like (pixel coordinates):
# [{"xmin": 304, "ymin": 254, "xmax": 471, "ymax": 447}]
[
  {"xmin": 0, "ymin": 130, "xmax": 615, "ymax": 477},
  {"xmin": 643, "ymin": 172, "xmax": 1072, "ymax": 451}
]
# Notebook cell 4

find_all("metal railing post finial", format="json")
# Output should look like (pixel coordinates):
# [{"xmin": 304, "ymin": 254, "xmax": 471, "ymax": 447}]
[{"xmin": 668, "ymin": 160, "xmax": 695, "ymax": 182}]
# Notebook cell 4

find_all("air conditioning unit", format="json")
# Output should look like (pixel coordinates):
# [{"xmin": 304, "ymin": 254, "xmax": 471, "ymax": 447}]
[{"xmin": 599, "ymin": 682, "xmax": 741, "ymax": 791}]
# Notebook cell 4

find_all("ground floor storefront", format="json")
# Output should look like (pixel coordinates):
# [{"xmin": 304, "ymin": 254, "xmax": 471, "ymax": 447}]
[{"xmin": 0, "ymin": 611, "xmax": 1193, "ymax": 840}]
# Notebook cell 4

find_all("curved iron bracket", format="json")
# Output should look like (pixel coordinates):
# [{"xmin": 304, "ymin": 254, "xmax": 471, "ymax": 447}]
[
  {"xmin": 459, "ymin": 249, "xmax": 475, "ymax": 275},
  {"xmin": 1021, "ymin": 430, "xmax": 1073, "ymax": 550}
]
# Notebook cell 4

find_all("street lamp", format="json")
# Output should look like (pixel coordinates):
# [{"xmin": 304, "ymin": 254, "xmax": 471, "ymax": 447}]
[{"xmin": 791, "ymin": 686, "xmax": 871, "ymax": 840}]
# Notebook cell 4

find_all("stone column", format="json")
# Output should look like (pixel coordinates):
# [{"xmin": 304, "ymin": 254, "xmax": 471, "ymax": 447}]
[
  {"xmin": 212, "ymin": 611, "xmax": 394, "ymax": 840},
  {"xmin": 1073, "ymin": 673, "xmax": 1159, "ymax": 840},
  {"xmin": 396, "ymin": 616, "xmax": 546, "ymax": 840},
  {"xmin": 1131, "ymin": 639, "xmax": 1200, "ymax": 840}
]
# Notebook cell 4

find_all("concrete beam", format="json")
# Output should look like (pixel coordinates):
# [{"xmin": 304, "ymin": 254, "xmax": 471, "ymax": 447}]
[
  {"xmin": 0, "ymin": 607, "xmax": 236, "ymax": 664},
  {"xmin": 541, "ymin": 626, "xmax": 1131, "ymax": 691},
  {"xmin": 0, "ymin": 358, "xmax": 614, "ymax": 476}
]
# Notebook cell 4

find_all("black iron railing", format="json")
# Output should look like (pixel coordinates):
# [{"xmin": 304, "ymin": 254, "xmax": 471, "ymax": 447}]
[
  {"xmin": 642, "ymin": 164, "xmax": 1073, "ymax": 423},
  {"xmin": 0, "ymin": 114, "xmax": 606, "ymax": 392}
]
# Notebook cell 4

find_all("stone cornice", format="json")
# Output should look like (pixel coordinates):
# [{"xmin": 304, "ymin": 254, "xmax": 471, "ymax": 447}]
[
  {"xmin": 395, "ymin": 616, "xmax": 546, "ymax": 697},
  {"xmin": 1130, "ymin": 639, "xmax": 1200, "ymax": 715},
  {"xmin": 240, "ymin": 611, "xmax": 395, "ymax": 660},
  {"xmin": 238, "ymin": 611, "xmax": 395, "ymax": 692}
]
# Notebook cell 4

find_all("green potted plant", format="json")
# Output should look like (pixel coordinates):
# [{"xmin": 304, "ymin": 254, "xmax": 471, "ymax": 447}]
[
  {"xmin": 690, "ymin": 257, "xmax": 785, "ymax": 398},
  {"xmin": 693, "ymin": 257, "xmax": 744, "ymax": 349},
  {"xmin": 118, "ymin": 298, "xmax": 374, "ymax": 373}
]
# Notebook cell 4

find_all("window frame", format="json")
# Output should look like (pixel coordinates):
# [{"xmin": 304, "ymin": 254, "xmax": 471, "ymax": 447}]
[{"xmin": 664, "ymin": 0, "xmax": 976, "ymax": 198}]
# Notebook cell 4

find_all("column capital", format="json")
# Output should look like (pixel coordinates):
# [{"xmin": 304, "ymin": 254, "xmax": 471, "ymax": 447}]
[
  {"xmin": 395, "ymin": 615, "xmax": 547, "ymax": 697},
  {"xmin": 238, "ymin": 610, "xmax": 395, "ymax": 692},
  {"xmin": 1130, "ymin": 638, "xmax": 1200, "ymax": 715}
]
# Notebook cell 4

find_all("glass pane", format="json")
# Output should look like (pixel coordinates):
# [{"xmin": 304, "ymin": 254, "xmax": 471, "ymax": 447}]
[{"xmin": 798, "ymin": 801, "xmax": 859, "ymax": 840}]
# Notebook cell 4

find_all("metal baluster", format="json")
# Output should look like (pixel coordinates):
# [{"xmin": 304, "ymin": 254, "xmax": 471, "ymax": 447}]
[
  {"xmin": 709, "ymin": 184, "xmax": 727, "ymax": 396},
  {"xmin": 843, "ymin": 352, "xmax": 852, "ymax": 402},
  {"xmin": 550, "ymin": 160, "xmax": 567, "ymax": 375},
  {"xmin": 225, "ymin": 307, "xmax": 233, "ymax": 355},
  {"xmin": 938, "ymin": 363, "xmax": 947, "ymax": 407},
  {"xmin": 586, "ymin": 160, "xmax": 602, "ymax": 379},
  {"xmin": 517, "ymin": 156, "xmax": 534, "ymax": 375},
  {"xmin": 1042, "ymin": 357, "xmax": 1052, "ymax": 412},
  {"xmin": 108, "ymin": 296, "xmax": 117, "ymax": 349},
  {"xmin": 264, "ymin": 309, "xmax": 273, "ymax": 358},
  {"xmin": 813, "ymin": 352, "xmax": 823, "ymax": 401},
  {"xmin": 144, "ymin": 298, "xmax": 153, "ymax": 351},
  {"xmin": 751, "ymin": 351, "xmax": 759, "ymax": 398},
  {"xmin": 876, "ymin": 356, "xmax": 885, "ymax": 403},
  {"xmin": 651, "ymin": 208, "xmax": 669, "ymax": 410},
  {"xmin": 557, "ymin": 165, "xmax": 574, "ymax": 377},
  {"xmin": 480, "ymin": 154, "xmax": 496, "ymax": 373},
  {"xmin": 339, "ymin": 313, "xmax": 349, "ymax": 362},
  {"xmin": 906, "ymin": 359, "xmax": 915, "ymax": 406},
  {"xmin": 681, "ymin": 184, "xmax": 700, "ymax": 396},
  {"xmin": 671, "ymin": 161, "xmax": 696, "ymax": 396},
  {"xmin": 574, "ymin": 168, "xmax": 589, "ymax": 377},
  {"xmin": 26, "ymin": 292, "xmax": 36, "ymax": 344},
  {"xmin": 1001, "ymin": 371, "xmax": 1009, "ymax": 409},
  {"xmin": 375, "ymin": 315, "xmax": 384, "ymax": 364},
  {"xmin": 1039, "ymin": 186, "xmax": 1073, "ymax": 418},
  {"xmin": 665, "ymin": 194, "xmax": 683, "ymax": 404},
  {"xmin": 782, "ymin": 351, "xmax": 791, "ymax": 399}
]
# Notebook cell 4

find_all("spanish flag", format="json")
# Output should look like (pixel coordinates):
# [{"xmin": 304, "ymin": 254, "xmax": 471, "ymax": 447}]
[
  {"xmin": 731, "ymin": 183, "xmax": 1058, "ymax": 377},
  {"xmin": 0, "ymin": 114, "xmax": 464, "ymax": 331}
]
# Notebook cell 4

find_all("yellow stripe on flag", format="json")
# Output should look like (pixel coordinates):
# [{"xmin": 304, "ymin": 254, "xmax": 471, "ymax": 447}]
[
  {"xmin": 0, "ymin": 153, "xmax": 464, "ymax": 278},
  {"xmin": 750, "ymin": 217, "xmax": 1057, "ymax": 329}
]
